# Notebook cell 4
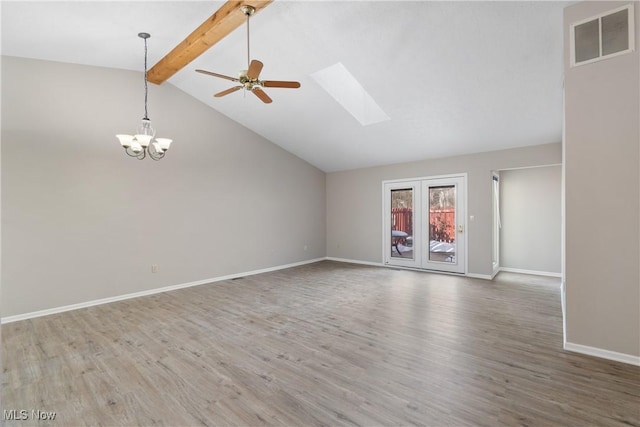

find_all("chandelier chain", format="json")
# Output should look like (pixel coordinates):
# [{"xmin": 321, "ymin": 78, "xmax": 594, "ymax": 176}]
[{"xmin": 143, "ymin": 36, "xmax": 149, "ymax": 120}]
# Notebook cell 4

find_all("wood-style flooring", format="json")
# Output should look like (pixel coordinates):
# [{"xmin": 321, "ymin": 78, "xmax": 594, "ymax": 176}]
[{"xmin": 2, "ymin": 261, "xmax": 639, "ymax": 426}]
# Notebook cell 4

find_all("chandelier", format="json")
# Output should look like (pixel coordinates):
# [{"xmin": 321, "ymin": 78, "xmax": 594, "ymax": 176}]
[{"xmin": 116, "ymin": 33, "xmax": 172, "ymax": 160}]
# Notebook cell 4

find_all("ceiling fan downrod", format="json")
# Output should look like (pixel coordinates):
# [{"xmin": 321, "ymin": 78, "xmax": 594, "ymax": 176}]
[{"xmin": 241, "ymin": 5, "xmax": 255, "ymax": 70}]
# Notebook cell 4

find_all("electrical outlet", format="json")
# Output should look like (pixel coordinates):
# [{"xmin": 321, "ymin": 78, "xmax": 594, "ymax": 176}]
[
  {"xmin": 151, "ymin": 265, "xmax": 158, "ymax": 273},
  {"xmin": 304, "ymin": 245, "xmax": 308, "ymax": 251}
]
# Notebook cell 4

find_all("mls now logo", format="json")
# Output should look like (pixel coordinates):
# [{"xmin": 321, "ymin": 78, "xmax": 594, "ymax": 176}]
[{"xmin": 3, "ymin": 409, "xmax": 57, "ymax": 421}]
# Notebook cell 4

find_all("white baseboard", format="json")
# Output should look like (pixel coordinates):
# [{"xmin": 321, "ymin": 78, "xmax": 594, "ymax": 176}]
[
  {"xmin": 1, "ymin": 257, "xmax": 326, "ymax": 324},
  {"xmin": 328, "ymin": 257, "xmax": 498, "ymax": 281},
  {"xmin": 499, "ymin": 267, "xmax": 562, "ymax": 278},
  {"xmin": 466, "ymin": 273, "xmax": 493, "ymax": 280},
  {"xmin": 325, "ymin": 257, "xmax": 385, "ymax": 267},
  {"xmin": 564, "ymin": 342, "xmax": 640, "ymax": 366}
]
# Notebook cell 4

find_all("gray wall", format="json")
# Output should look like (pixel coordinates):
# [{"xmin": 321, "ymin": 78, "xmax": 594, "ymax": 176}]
[
  {"xmin": 326, "ymin": 143, "xmax": 562, "ymax": 277},
  {"xmin": 564, "ymin": 2, "xmax": 640, "ymax": 357},
  {"xmin": 1, "ymin": 56, "xmax": 326, "ymax": 318},
  {"xmin": 500, "ymin": 166, "xmax": 562, "ymax": 274}
]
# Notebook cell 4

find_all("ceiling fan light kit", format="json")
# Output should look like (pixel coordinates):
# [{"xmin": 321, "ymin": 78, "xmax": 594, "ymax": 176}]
[
  {"xmin": 116, "ymin": 32, "xmax": 173, "ymax": 161},
  {"xmin": 196, "ymin": 4, "xmax": 300, "ymax": 103}
]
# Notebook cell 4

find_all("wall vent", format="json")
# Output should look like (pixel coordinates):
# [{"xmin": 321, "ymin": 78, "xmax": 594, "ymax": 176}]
[{"xmin": 570, "ymin": 3, "xmax": 635, "ymax": 67}]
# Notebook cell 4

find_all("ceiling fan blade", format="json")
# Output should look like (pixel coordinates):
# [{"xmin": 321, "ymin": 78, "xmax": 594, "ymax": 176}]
[
  {"xmin": 262, "ymin": 80, "xmax": 301, "ymax": 89},
  {"xmin": 196, "ymin": 69, "xmax": 239, "ymax": 82},
  {"xmin": 252, "ymin": 87, "xmax": 272, "ymax": 104},
  {"xmin": 247, "ymin": 60, "xmax": 263, "ymax": 80},
  {"xmin": 214, "ymin": 86, "xmax": 243, "ymax": 97}
]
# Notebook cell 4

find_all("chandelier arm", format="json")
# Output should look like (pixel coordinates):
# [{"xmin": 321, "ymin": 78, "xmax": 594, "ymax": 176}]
[
  {"xmin": 130, "ymin": 146, "xmax": 146, "ymax": 160},
  {"xmin": 148, "ymin": 143, "xmax": 166, "ymax": 161},
  {"xmin": 125, "ymin": 147, "xmax": 142, "ymax": 158}
]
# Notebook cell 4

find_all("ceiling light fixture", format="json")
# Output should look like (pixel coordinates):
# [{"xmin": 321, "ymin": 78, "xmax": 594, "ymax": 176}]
[{"xmin": 116, "ymin": 32, "xmax": 172, "ymax": 160}]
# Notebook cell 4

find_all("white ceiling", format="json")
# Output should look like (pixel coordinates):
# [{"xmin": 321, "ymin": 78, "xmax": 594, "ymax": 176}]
[{"xmin": 1, "ymin": 1, "xmax": 569, "ymax": 172}]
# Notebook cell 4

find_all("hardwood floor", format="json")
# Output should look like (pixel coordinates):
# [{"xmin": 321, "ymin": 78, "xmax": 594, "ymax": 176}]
[{"xmin": 2, "ymin": 261, "xmax": 639, "ymax": 426}]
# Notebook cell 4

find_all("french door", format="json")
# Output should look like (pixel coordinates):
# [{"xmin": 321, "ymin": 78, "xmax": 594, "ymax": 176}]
[{"xmin": 383, "ymin": 175, "xmax": 466, "ymax": 273}]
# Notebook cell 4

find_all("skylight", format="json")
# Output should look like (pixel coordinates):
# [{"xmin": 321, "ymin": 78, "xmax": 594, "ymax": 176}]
[{"xmin": 311, "ymin": 62, "xmax": 390, "ymax": 126}]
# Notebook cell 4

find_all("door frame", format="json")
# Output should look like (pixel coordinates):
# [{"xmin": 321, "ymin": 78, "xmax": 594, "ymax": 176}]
[{"xmin": 382, "ymin": 173, "xmax": 468, "ymax": 274}]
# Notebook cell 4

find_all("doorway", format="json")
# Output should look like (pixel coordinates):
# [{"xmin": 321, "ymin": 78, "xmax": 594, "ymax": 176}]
[{"xmin": 383, "ymin": 175, "xmax": 466, "ymax": 273}]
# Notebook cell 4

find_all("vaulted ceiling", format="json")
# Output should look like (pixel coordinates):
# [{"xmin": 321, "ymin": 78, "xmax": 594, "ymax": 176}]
[{"xmin": 1, "ymin": 1, "xmax": 569, "ymax": 172}]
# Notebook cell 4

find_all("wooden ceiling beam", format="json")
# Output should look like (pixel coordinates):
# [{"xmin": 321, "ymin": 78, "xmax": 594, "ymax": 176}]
[{"xmin": 147, "ymin": 0, "xmax": 273, "ymax": 85}]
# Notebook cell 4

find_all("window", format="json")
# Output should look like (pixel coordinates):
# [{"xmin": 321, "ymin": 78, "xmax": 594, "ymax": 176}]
[{"xmin": 570, "ymin": 3, "xmax": 635, "ymax": 67}]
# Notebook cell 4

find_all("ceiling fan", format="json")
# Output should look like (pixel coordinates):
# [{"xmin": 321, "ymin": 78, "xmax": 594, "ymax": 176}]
[{"xmin": 195, "ymin": 5, "xmax": 300, "ymax": 104}]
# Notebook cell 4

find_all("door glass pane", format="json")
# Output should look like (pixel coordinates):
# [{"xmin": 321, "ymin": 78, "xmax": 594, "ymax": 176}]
[
  {"xmin": 391, "ymin": 188, "xmax": 413, "ymax": 259},
  {"xmin": 574, "ymin": 19, "xmax": 600, "ymax": 63},
  {"xmin": 428, "ymin": 185, "xmax": 456, "ymax": 263},
  {"xmin": 602, "ymin": 9, "xmax": 629, "ymax": 56}
]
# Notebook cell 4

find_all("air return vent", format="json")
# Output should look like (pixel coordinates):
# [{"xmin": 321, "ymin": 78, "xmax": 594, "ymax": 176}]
[{"xmin": 570, "ymin": 3, "xmax": 635, "ymax": 67}]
